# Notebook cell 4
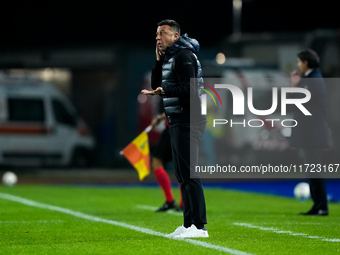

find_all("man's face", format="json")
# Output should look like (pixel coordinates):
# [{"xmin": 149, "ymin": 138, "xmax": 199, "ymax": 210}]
[
  {"xmin": 156, "ymin": 25, "xmax": 179, "ymax": 53},
  {"xmin": 297, "ymin": 58, "xmax": 309, "ymax": 74}
]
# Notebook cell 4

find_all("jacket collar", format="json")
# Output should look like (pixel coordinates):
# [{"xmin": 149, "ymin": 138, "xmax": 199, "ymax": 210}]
[{"xmin": 165, "ymin": 33, "xmax": 200, "ymax": 57}]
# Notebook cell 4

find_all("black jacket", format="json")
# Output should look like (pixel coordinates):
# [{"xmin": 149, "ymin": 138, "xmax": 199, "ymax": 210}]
[
  {"xmin": 151, "ymin": 34, "xmax": 206, "ymax": 125},
  {"xmin": 290, "ymin": 68, "xmax": 330, "ymax": 148}
]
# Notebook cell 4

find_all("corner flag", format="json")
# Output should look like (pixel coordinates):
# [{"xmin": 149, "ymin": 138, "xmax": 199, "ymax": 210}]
[{"xmin": 120, "ymin": 126, "xmax": 152, "ymax": 181}]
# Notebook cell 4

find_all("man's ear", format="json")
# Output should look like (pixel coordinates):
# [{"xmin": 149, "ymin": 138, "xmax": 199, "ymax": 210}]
[
  {"xmin": 305, "ymin": 61, "xmax": 309, "ymax": 68},
  {"xmin": 173, "ymin": 33, "xmax": 180, "ymax": 42},
  {"xmin": 302, "ymin": 60, "xmax": 309, "ymax": 70}
]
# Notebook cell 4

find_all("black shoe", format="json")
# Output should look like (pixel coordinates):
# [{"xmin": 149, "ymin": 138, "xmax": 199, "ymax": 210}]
[
  {"xmin": 175, "ymin": 206, "xmax": 183, "ymax": 212},
  {"xmin": 156, "ymin": 201, "xmax": 177, "ymax": 212},
  {"xmin": 299, "ymin": 209, "xmax": 328, "ymax": 216}
]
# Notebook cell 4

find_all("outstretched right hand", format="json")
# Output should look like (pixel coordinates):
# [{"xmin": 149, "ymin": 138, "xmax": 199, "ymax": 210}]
[{"xmin": 141, "ymin": 87, "xmax": 163, "ymax": 96}]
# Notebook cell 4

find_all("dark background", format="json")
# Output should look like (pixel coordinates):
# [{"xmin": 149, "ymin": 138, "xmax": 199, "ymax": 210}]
[
  {"xmin": 1, "ymin": 1, "xmax": 339, "ymax": 168},
  {"xmin": 2, "ymin": 1, "xmax": 338, "ymax": 49}
]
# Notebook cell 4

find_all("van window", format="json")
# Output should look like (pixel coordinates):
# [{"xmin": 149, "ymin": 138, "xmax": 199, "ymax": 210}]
[
  {"xmin": 52, "ymin": 99, "xmax": 77, "ymax": 126},
  {"xmin": 8, "ymin": 98, "xmax": 45, "ymax": 122}
]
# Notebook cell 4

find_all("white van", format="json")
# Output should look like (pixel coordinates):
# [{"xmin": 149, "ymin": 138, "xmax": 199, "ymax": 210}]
[{"xmin": 0, "ymin": 75, "xmax": 95, "ymax": 167}]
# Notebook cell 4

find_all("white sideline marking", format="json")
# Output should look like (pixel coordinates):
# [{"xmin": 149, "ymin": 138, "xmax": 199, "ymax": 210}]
[
  {"xmin": 260, "ymin": 222, "xmax": 321, "ymax": 225},
  {"xmin": 0, "ymin": 220, "xmax": 63, "ymax": 224},
  {"xmin": 234, "ymin": 222, "xmax": 340, "ymax": 243},
  {"xmin": 0, "ymin": 193, "xmax": 254, "ymax": 255},
  {"xmin": 136, "ymin": 204, "xmax": 182, "ymax": 216}
]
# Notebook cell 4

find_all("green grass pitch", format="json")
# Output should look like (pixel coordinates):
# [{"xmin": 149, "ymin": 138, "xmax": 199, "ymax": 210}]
[{"xmin": 0, "ymin": 185, "xmax": 339, "ymax": 255}]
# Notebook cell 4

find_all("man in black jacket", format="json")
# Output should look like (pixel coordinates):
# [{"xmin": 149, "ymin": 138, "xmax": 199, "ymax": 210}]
[
  {"xmin": 291, "ymin": 49, "xmax": 329, "ymax": 216},
  {"xmin": 142, "ymin": 20, "xmax": 208, "ymax": 238}
]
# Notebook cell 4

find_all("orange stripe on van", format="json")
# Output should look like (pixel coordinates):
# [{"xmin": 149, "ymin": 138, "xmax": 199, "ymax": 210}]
[{"xmin": 0, "ymin": 124, "xmax": 51, "ymax": 135}]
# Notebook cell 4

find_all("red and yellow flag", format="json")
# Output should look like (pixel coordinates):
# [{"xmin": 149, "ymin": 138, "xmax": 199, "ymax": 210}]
[{"xmin": 121, "ymin": 130, "xmax": 150, "ymax": 181}]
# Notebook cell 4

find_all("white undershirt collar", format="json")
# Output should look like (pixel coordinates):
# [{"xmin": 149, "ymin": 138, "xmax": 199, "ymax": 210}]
[{"xmin": 304, "ymin": 68, "xmax": 313, "ymax": 77}]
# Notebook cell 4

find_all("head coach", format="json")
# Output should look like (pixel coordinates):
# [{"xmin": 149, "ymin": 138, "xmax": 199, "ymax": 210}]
[{"xmin": 141, "ymin": 19, "xmax": 208, "ymax": 238}]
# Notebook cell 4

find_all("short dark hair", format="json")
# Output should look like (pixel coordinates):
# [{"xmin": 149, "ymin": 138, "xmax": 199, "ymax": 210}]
[
  {"xmin": 297, "ymin": 49, "xmax": 320, "ymax": 68},
  {"xmin": 157, "ymin": 19, "xmax": 181, "ymax": 35}
]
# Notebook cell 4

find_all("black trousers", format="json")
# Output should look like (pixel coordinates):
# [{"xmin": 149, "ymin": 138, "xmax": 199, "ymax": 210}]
[
  {"xmin": 301, "ymin": 148, "xmax": 328, "ymax": 211},
  {"xmin": 169, "ymin": 123, "xmax": 207, "ymax": 226}
]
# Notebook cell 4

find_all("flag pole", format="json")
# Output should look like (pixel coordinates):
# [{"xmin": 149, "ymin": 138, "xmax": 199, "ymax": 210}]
[
  {"xmin": 143, "ymin": 125, "xmax": 153, "ymax": 134},
  {"xmin": 119, "ymin": 125, "xmax": 153, "ymax": 155}
]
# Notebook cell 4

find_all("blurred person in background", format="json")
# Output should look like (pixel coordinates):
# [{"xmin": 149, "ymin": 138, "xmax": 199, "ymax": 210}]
[
  {"xmin": 150, "ymin": 112, "xmax": 183, "ymax": 212},
  {"xmin": 291, "ymin": 49, "xmax": 330, "ymax": 216}
]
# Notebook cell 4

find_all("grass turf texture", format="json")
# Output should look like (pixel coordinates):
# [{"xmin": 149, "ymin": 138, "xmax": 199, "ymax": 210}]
[{"xmin": 0, "ymin": 185, "xmax": 339, "ymax": 255}]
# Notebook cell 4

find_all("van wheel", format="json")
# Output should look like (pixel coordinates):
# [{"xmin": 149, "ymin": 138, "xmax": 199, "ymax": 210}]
[{"xmin": 71, "ymin": 148, "xmax": 90, "ymax": 168}]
